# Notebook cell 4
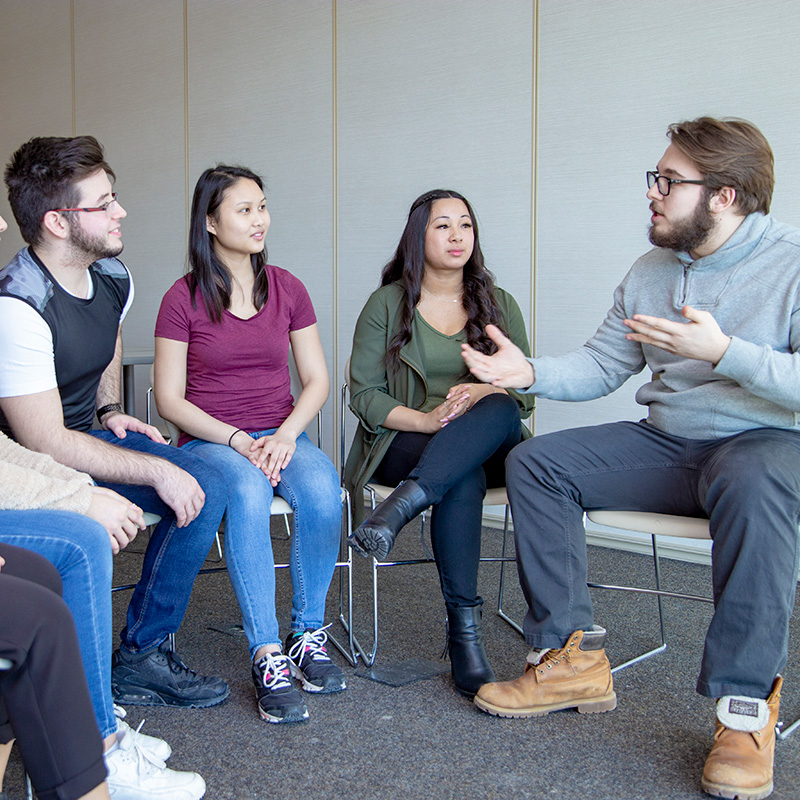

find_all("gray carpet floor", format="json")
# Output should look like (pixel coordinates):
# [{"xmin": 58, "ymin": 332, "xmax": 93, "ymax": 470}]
[{"xmin": 5, "ymin": 517, "xmax": 800, "ymax": 800}]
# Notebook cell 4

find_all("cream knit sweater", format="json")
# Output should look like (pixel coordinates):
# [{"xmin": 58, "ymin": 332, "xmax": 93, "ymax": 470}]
[{"xmin": 0, "ymin": 432, "xmax": 93, "ymax": 513}]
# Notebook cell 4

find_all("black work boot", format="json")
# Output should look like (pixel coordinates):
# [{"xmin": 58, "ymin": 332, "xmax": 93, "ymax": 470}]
[
  {"xmin": 446, "ymin": 603, "xmax": 496, "ymax": 699},
  {"xmin": 348, "ymin": 479, "xmax": 430, "ymax": 560}
]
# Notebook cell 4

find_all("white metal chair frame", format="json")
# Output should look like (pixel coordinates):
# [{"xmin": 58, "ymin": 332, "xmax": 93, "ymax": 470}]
[{"xmin": 341, "ymin": 363, "xmax": 518, "ymax": 667}]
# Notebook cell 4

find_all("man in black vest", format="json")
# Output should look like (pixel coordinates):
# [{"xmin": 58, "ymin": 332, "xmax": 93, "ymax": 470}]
[{"xmin": 0, "ymin": 136, "xmax": 229, "ymax": 710}]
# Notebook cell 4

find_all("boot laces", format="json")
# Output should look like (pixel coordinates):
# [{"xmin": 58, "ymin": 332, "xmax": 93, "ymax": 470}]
[{"xmin": 537, "ymin": 642, "xmax": 574, "ymax": 672}]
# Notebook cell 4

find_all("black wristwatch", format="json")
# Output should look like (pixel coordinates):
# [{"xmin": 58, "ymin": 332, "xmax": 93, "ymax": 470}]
[{"xmin": 97, "ymin": 403, "xmax": 123, "ymax": 423}]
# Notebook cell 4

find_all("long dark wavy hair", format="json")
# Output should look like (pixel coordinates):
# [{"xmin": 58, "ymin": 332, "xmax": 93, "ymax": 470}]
[
  {"xmin": 187, "ymin": 165, "xmax": 269, "ymax": 323},
  {"xmin": 381, "ymin": 189, "xmax": 504, "ymax": 371}
]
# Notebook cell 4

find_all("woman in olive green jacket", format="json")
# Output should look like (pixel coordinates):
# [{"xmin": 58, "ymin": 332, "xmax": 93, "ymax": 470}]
[{"xmin": 344, "ymin": 189, "xmax": 534, "ymax": 698}]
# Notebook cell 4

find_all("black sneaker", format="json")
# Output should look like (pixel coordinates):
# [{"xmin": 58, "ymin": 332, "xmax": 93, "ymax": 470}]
[
  {"xmin": 285, "ymin": 626, "xmax": 347, "ymax": 693},
  {"xmin": 252, "ymin": 652, "xmax": 309, "ymax": 723},
  {"xmin": 111, "ymin": 641, "xmax": 229, "ymax": 708}
]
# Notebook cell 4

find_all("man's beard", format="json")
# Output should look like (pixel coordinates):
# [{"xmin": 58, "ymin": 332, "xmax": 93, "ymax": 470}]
[
  {"xmin": 67, "ymin": 219, "xmax": 123, "ymax": 262},
  {"xmin": 648, "ymin": 194, "xmax": 716, "ymax": 253}
]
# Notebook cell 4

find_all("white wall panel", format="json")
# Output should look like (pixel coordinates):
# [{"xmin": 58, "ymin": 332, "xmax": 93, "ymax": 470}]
[
  {"xmin": 73, "ymin": 0, "xmax": 186, "ymax": 418},
  {"xmin": 536, "ymin": 0, "xmax": 800, "ymax": 436},
  {"xmin": 336, "ymin": 0, "xmax": 535, "ymax": 391},
  {"xmin": 0, "ymin": 0, "xmax": 73, "ymax": 256},
  {"xmin": 187, "ymin": 0, "xmax": 335, "ymax": 446}
]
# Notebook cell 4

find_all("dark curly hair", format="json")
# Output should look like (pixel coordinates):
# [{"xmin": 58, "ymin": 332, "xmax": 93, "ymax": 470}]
[{"xmin": 381, "ymin": 189, "xmax": 504, "ymax": 371}]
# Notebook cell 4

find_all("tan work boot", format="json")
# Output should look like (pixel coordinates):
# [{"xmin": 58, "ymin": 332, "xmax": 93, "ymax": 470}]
[
  {"xmin": 473, "ymin": 627, "xmax": 616, "ymax": 717},
  {"xmin": 701, "ymin": 676, "xmax": 782, "ymax": 800}
]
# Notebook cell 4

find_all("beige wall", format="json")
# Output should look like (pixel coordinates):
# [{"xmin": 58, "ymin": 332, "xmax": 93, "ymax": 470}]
[
  {"xmin": 2, "ymin": 0, "xmax": 800, "ymax": 484},
  {"xmin": 0, "ymin": 0, "xmax": 534, "ymax": 461}
]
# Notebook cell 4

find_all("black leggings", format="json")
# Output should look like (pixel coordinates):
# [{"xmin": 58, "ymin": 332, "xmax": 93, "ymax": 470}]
[
  {"xmin": 374, "ymin": 392, "xmax": 523, "ymax": 606},
  {"xmin": 0, "ymin": 542, "xmax": 106, "ymax": 800}
]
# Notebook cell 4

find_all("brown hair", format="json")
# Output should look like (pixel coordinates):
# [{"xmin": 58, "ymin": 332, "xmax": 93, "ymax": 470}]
[
  {"xmin": 5, "ymin": 136, "xmax": 116, "ymax": 246},
  {"xmin": 666, "ymin": 117, "xmax": 774, "ymax": 216}
]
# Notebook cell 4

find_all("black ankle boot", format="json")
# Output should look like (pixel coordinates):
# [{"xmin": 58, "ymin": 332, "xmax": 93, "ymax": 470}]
[
  {"xmin": 446, "ymin": 603, "xmax": 495, "ymax": 698},
  {"xmin": 348, "ymin": 479, "xmax": 430, "ymax": 560}
]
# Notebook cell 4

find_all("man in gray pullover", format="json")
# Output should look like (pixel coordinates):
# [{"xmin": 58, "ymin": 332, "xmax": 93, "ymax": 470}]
[{"xmin": 462, "ymin": 117, "xmax": 799, "ymax": 800}]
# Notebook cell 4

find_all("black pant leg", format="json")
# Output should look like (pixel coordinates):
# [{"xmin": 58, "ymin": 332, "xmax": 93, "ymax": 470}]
[
  {"xmin": 0, "ymin": 546, "xmax": 106, "ymax": 800},
  {"xmin": 374, "ymin": 394, "xmax": 523, "ymax": 604}
]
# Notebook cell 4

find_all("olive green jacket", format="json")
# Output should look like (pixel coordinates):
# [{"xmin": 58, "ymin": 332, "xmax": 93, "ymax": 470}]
[{"xmin": 344, "ymin": 281, "xmax": 534, "ymax": 524}]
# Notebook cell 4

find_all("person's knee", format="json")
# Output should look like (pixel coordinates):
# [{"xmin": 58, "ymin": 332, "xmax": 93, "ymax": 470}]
[
  {"xmin": 506, "ymin": 437, "xmax": 548, "ymax": 480},
  {"xmin": 66, "ymin": 518, "xmax": 113, "ymax": 579},
  {"xmin": 0, "ymin": 544, "xmax": 62, "ymax": 596},
  {"xmin": 708, "ymin": 440, "xmax": 800, "ymax": 506},
  {"xmin": 477, "ymin": 392, "xmax": 520, "ymax": 430}
]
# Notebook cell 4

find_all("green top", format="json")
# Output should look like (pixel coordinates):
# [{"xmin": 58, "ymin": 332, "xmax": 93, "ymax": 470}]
[
  {"xmin": 344, "ymin": 280, "xmax": 535, "ymax": 524},
  {"xmin": 415, "ymin": 314, "xmax": 470, "ymax": 412}
]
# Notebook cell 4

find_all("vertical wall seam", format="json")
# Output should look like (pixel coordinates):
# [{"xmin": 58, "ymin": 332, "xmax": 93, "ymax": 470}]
[
  {"xmin": 70, "ymin": 0, "xmax": 76, "ymax": 135},
  {"xmin": 183, "ymin": 0, "xmax": 190, "ymax": 242},
  {"xmin": 332, "ymin": 0, "xmax": 340, "ymax": 465},
  {"xmin": 530, "ymin": 0, "xmax": 539, "ymax": 436}
]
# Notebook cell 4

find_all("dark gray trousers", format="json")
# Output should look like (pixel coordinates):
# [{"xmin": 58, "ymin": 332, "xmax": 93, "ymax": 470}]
[{"xmin": 505, "ymin": 420, "xmax": 800, "ymax": 699}]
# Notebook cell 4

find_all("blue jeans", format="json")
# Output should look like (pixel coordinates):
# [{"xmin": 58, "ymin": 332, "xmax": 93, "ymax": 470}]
[
  {"xmin": 182, "ymin": 431, "xmax": 342, "ymax": 656},
  {"xmin": 506, "ymin": 421, "xmax": 800, "ymax": 699},
  {"xmin": 0, "ymin": 510, "xmax": 117, "ymax": 739},
  {"xmin": 91, "ymin": 431, "xmax": 227, "ymax": 653}
]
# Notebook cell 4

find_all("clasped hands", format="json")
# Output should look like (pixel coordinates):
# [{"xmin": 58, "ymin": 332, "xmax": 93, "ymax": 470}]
[
  {"xmin": 416, "ymin": 383, "xmax": 496, "ymax": 433},
  {"xmin": 231, "ymin": 429, "xmax": 297, "ymax": 487},
  {"xmin": 460, "ymin": 306, "xmax": 731, "ymax": 389}
]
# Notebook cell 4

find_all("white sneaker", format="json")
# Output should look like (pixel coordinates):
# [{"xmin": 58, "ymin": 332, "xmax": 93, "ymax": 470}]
[
  {"xmin": 104, "ymin": 733, "xmax": 206, "ymax": 800},
  {"xmin": 114, "ymin": 705, "xmax": 172, "ymax": 762}
]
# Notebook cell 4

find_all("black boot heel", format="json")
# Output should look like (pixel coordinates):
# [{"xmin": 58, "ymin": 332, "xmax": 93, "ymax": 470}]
[{"xmin": 348, "ymin": 480, "xmax": 430, "ymax": 560}]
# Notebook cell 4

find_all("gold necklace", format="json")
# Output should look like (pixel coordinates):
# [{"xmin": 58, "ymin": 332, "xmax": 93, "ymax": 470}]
[{"xmin": 421, "ymin": 285, "xmax": 462, "ymax": 304}]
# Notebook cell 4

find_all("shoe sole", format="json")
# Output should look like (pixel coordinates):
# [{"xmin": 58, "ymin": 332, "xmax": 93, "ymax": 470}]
[
  {"xmin": 474, "ymin": 690, "xmax": 617, "ymax": 718},
  {"xmin": 700, "ymin": 777, "xmax": 773, "ymax": 800},
  {"xmin": 288, "ymin": 661, "xmax": 347, "ymax": 694},
  {"xmin": 347, "ymin": 529, "xmax": 390, "ymax": 561},
  {"xmin": 112, "ymin": 683, "xmax": 230, "ymax": 709},
  {"xmin": 256, "ymin": 692, "xmax": 309, "ymax": 724}
]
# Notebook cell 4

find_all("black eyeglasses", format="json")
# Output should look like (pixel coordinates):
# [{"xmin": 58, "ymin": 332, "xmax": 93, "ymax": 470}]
[
  {"xmin": 646, "ymin": 172, "xmax": 706, "ymax": 196},
  {"xmin": 50, "ymin": 193, "xmax": 120, "ymax": 216}
]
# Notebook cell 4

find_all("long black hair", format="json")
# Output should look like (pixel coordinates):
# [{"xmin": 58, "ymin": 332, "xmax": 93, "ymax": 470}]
[
  {"xmin": 381, "ymin": 189, "xmax": 504, "ymax": 371},
  {"xmin": 187, "ymin": 164, "xmax": 268, "ymax": 323}
]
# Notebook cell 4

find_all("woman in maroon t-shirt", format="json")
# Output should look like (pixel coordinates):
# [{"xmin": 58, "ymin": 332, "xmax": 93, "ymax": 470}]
[{"xmin": 154, "ymin": 166, "xmax": 345, "ymax": 726}]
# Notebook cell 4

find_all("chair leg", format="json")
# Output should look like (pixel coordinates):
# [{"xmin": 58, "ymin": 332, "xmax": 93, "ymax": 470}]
[
  {"xmin": 497, "ymin": 506, "xmax": 523, "ymax": 636},
  {"xmin": 347, "ymin": 488, "xmax": 382, "ymax": 666},
  {"xmin": 326, "ymin": 491, "xmax": 358, "ymax": 666},
  {"xmin": 607, "ymin": 533, "xmax": 667, "ymax": 673},
  {"xmin": 776, "ymin": 717, "xmax": 800, "ymax": 740}
]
